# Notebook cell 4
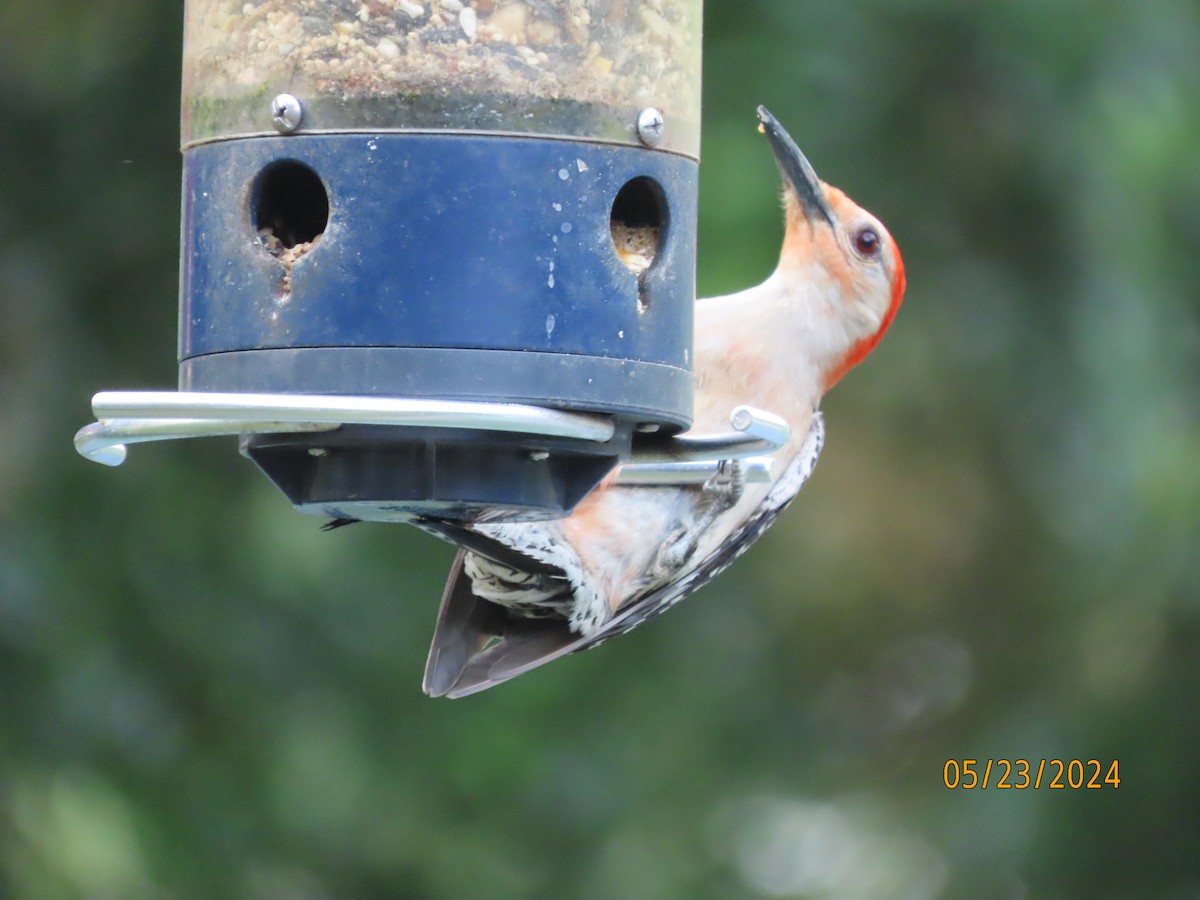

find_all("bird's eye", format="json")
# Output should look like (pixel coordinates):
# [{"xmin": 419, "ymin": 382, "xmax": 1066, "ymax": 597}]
[{"xmin": 853, "ymin": 226, "xmax": 880, "ymax": 258}]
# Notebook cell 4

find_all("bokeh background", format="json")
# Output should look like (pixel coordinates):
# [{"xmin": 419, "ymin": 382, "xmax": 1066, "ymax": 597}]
[{"xmin": 3, "ymin": 1, "xmax": 1200, "ymax": 896}]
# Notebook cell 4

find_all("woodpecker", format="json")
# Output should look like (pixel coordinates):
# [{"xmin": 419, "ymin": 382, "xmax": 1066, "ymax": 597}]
[{"xmin": 419, "ymin": 106, "xmax": 906, "ymax": 697}]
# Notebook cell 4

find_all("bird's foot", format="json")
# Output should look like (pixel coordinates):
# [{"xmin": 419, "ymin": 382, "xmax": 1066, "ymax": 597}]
[
  {"xmin": 651, "ymin": 461, "xmax": 746, "ymax": 577},
  {"xmin": 702, "ymin": 459, "xmax": 745, "ymax": 508}
]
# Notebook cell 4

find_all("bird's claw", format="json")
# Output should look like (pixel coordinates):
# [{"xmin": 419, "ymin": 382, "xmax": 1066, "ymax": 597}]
[
  {"xmin": 703, "ymin": 459, "xmax": 745, "ymax": 506},
  {"xmin": 652, "ymin": 460, "xmax": 746, "ymax": 576}
]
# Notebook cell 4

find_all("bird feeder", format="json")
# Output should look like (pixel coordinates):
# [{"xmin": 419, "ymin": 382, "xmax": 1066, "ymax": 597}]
[{"xmin": 76, "ymin": 0, "xmax": 792, "ymax": 521}]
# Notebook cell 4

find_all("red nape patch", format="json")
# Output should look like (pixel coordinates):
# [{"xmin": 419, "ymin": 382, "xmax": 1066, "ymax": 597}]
[{"xmin": 822, "ymin": 233, "xmax": 906, "ymax": 391}]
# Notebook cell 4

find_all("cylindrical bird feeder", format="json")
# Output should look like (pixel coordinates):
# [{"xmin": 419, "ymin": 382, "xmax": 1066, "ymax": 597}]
[
  {"xmin": 175, "ymin": 0, "xmax": 703, "ymax": 520},
  {"xmin": 74, "ymin": 2, "xmax": 800, "ymax": 527}
]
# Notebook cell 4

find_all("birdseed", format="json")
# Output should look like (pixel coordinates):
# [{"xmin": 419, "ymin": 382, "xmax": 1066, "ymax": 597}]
[{"xmin": 183, "ymin": 0, "xmax": 702, "ymax": 154}]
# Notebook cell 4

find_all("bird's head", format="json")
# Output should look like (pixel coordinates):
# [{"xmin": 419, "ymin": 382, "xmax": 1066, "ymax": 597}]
[{"xmin": 757, "ymin": 106, "xmax": 905, "ymax": 391}]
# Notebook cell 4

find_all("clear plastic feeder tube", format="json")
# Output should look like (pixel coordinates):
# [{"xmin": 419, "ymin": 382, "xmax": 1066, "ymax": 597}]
[{"xmin": 182, "ymin": 0, "xmax": 703, "ymax": 156}]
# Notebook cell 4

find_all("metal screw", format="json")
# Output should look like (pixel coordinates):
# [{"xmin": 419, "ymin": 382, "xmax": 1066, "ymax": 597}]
[
  {"xmin": 636, "ymin": 107, "xmax": 665, "ymax": 147},
  {"xmin": 271, "ymin": 93, "xmax": 303, "ymax": 133},
  {"xmin": 529, "ymin": 450, "xmax": 550, "ymax": 461},
  {"xmin": 635, "ymin": 423, "xmax": 661, "ymax": 433}
]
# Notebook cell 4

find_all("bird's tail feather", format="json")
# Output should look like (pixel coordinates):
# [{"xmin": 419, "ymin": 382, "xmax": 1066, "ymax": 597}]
[{"xmin": 423, "ymin": 548, "xmax": 588, "ymax": 698}]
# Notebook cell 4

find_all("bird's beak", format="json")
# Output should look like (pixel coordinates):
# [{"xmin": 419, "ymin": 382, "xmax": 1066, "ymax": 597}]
[{"xmin": 757, "ymin": 106, "xmax": 835, "ymax": 228}]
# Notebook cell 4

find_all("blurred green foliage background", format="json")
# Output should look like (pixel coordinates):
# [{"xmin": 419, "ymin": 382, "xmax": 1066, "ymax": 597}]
[{"xmin": 3, "ymin": 0, "xmax": 1200, "ymax": 896}]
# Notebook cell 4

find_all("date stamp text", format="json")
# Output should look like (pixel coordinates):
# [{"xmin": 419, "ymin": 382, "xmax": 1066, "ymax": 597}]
[{"xmin": 943, "ymin": 759, "xmax": 1120, "ymax": 789}]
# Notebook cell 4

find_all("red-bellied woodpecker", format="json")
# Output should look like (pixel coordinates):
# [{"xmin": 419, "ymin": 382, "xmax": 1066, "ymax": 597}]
[{"xmin": 420, "ymin": 106, "xmax": 906, "ymax": 697}]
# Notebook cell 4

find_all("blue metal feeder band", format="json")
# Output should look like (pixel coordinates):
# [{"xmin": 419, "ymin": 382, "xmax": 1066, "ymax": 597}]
[{"xmin": 179, "ymin": 133, "xmax": 697, "ymax": 430}]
